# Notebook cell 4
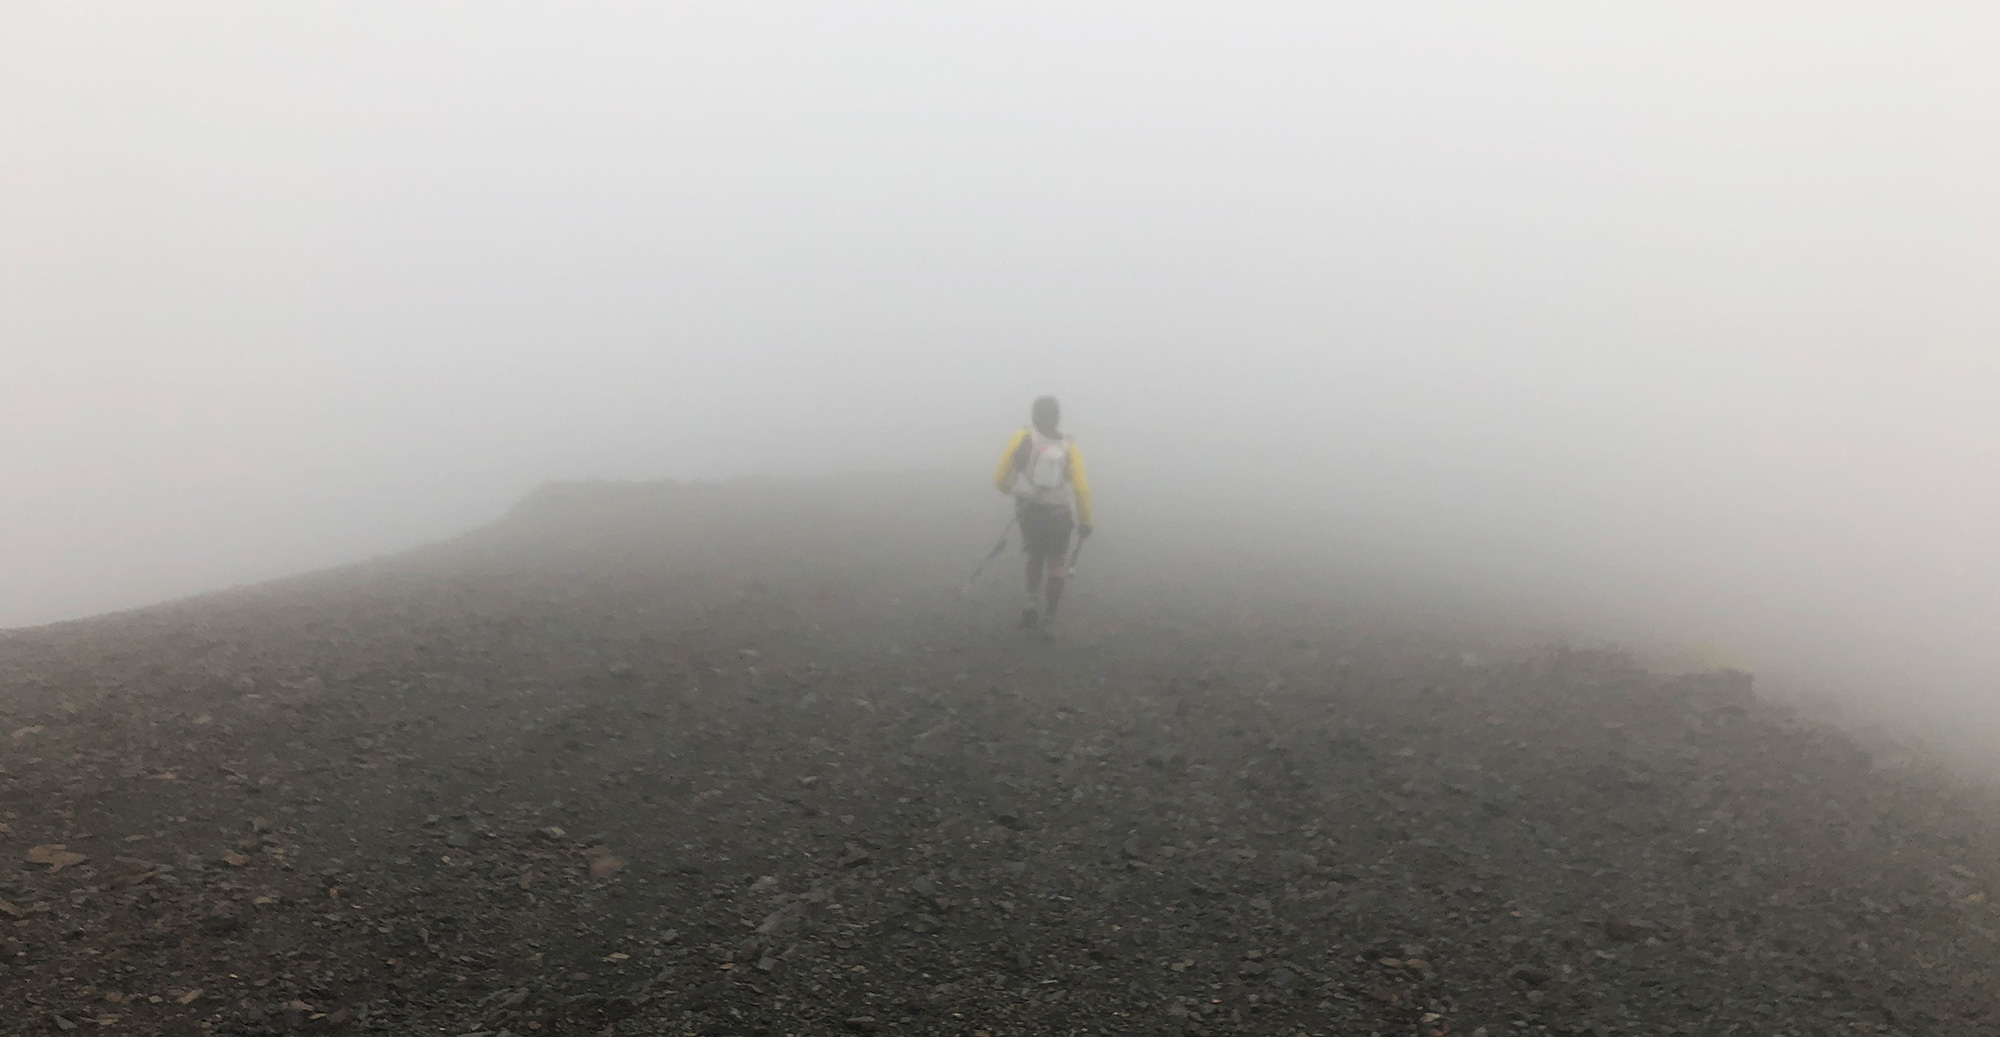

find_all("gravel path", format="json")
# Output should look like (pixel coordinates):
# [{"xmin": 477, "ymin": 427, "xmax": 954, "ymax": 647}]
[{"xmin": 3, "ymin": 480, "xmax": 1997, "ymax": 1036}]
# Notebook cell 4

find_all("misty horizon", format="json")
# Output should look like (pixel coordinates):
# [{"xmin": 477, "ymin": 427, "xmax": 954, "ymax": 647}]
[{"xmin": 6, "ymin": 5, "xmax": 1998, "ymax": 741}]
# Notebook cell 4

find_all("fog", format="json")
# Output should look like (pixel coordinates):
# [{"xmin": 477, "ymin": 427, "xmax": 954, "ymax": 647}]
[{"xmin": 4, "ymin": 5, "xmax": 1997, "ymax": 740}]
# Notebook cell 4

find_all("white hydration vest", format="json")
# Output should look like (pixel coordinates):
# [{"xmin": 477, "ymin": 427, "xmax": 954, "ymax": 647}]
[{"xmin": 1015, "ymin": 428, "xmax": 1074, "ymax": 512}]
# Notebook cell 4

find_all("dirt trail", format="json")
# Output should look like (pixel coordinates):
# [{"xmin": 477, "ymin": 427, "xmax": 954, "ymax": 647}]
[{"xmin": 3, "ymin": 479, "xmax": 1997, "ymax": 1036}]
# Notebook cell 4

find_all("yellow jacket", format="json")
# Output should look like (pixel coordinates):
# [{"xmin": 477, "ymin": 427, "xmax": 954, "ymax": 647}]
[{"xmin": 993, "ymin": 429, "xmax": 1093, "ymax": 528}]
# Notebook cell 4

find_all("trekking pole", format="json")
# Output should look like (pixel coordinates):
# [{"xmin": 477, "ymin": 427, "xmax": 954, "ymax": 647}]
[
  {"xmin": 958, "ymin": 514, "xmax": 1018, "ymax": 597},
  {"xmin": 1065, "ymin": 526, "xmax": 1091, "ymax": 577}
]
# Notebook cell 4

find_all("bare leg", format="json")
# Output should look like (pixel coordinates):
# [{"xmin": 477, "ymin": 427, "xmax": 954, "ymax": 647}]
[
  {"xmin": 1021, "ymin": 555, "xmax": 1045, "ymax": 628},
  {"xmin": 1043, "ymin": 556, "xmax": 1067, "ymax": 618}
]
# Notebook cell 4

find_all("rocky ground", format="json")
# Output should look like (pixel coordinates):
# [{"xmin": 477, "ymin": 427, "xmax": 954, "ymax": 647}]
[{"xmin": 3, "ymin": 478, "xmax": 1999, "ymax": 1037}]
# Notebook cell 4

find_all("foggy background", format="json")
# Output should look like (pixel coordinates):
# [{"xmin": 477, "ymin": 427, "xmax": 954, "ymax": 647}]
[{"xmin": 4, "ymin": 5, "xmax": 1996, "ymax": 739}]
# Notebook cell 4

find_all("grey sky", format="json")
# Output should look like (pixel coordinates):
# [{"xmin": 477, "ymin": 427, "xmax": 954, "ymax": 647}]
[{"xmin": 4, "ymin": 4, "xmax": 1997, "ymax": 728}]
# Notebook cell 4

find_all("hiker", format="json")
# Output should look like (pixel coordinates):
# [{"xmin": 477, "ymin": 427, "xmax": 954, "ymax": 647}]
[{"xmin": 993, "ymin": 396, "xmax": 1093, "ymax": 631}]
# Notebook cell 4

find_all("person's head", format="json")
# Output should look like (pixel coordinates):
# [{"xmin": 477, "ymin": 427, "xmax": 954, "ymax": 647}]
[{"xmin": 1031, "ymin": 396, "xmax": 1061, "ymax": 436}]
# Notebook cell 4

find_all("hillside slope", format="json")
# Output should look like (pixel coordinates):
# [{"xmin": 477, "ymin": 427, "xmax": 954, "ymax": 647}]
[{"xmin": 2, "ymin": 478, "xmax": 1997, "ymax": 1036}]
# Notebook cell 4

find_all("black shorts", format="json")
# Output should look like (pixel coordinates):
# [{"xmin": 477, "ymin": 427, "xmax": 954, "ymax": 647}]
[{"xmin": 1018, "ymin": 502, "xmax": 1074, "ymax": 559}]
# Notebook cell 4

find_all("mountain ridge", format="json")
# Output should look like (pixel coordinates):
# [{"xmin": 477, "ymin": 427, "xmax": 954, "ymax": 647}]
[{"xmin": 1, "ymin": 477, "xmax": 1995, "ymax": 1035}]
